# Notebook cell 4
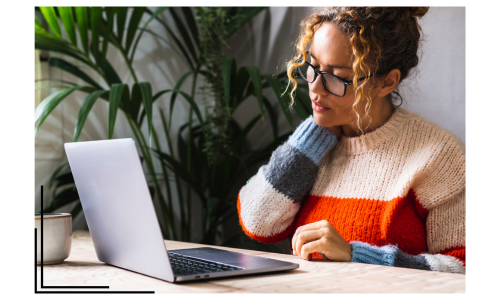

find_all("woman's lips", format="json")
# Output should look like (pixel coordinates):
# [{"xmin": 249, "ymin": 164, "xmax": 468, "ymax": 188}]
[{"xmin": 311, "ymin": 100, "xmax": 331, "ymax": 112}]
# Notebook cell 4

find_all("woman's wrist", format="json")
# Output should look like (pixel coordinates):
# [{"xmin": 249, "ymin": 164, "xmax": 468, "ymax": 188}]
[{"xmin": 287, "ymin": 116, "xmax": 338, "ymax": 165}]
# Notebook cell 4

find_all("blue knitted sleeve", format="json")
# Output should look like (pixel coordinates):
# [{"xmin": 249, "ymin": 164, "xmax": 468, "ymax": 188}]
[
  {"xmin": 237, "ymin": 115, "xmax": 338, "ymax": 243},
  {"xmin": 350, "ymin": 241, "xmax": 465, "ymax": 273}
]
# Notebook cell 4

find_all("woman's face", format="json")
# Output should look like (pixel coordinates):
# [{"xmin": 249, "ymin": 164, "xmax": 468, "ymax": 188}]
[{"xmin": 308, "ymin": 22, "xmax": 372, "ymax": 128}]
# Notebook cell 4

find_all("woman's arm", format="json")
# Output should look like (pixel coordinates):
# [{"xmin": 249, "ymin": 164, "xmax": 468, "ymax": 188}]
[
  {"xmin": 291, "ymin": 189, "xmax": 465, "ymax": 274},
  {"xmin": 291, "ymin": 128, "xmax": 465, "ymax": 274},
  {"xmin": 238, "ymin": 115, "xmax": 338, "ymax": 244},
  {"xmin": 349, "ymin": 125, "xmax": 466, "ymax": 274},
  {"xmin": 350, "ymin": 188, "xmax": 465, "ymax": 273}
]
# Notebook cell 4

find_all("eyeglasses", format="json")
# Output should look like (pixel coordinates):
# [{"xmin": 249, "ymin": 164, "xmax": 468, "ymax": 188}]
[{"xmin": 297, "ymin": 59, "xmax": 373, "ymax": 97}]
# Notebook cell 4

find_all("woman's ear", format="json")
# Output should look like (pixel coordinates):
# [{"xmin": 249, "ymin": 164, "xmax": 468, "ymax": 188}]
[{"xmin": 377, "ymin": 69, "xmax": 401, "ymax": 98}]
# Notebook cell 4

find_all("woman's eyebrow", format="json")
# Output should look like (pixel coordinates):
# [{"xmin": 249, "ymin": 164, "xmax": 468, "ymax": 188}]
[{"xmin": 307, "ymin": 50, "xmax": 351, "ymax": 70}]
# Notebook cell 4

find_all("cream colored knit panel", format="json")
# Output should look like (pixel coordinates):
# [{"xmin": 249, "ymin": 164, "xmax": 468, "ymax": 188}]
[
  {"xmin": 426, "ymin": 188, "xmax": 466, "ymax": 254},
  {"xmin": 239, "ymin": 166, "xmax": 301, "ymax": 238},
  {"xmin": 311, "ymin": 116, "xmax": 465, "ymax": 207}
]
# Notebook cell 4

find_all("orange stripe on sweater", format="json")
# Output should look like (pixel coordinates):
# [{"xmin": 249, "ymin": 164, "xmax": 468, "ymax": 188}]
[
  {"xmin": 237, "ymin": 190, "xmax": 295, "ymax": 244},
  {"xmin": 294, "ymin": 189, "xmax": 429, "ymax": 259},
  {"xmin": 438, "ymin": 246, "xmax": 465, "ymax": 265}
]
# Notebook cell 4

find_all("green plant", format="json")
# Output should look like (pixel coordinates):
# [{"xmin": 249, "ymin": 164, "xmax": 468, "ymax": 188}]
[{"xmin": 35, "ymin": 7, "xmax": 313, "ymax": 247}]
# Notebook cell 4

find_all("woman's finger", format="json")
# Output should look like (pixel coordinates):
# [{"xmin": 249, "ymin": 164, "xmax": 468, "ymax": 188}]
[
  {"xmin": 300, "ymin": 238, "xmax": 325, "ymax": 261},
  {"xmin": 295, "ymin": 230, "xmax": 324, "ymax": 260},
  {"xmin": 291, "ymin": 220, "xmax": 328, "ymax": 254}
]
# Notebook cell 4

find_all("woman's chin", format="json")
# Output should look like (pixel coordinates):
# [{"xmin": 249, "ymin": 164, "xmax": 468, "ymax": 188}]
[{"xmin": 313, "ymin": 113, "xmax": 337, "ymax": 127}]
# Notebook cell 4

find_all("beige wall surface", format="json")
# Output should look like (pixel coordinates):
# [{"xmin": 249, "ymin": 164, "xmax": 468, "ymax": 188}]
[{"xmin": 35, "ymin": 7, "xmax": 465, "ymax": 236}]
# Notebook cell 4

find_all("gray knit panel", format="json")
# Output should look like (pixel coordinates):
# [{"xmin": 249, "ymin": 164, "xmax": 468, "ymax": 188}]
[
  {"xmin": 262, "ymin": 142, "xmax": 319, "ymax": 204},
  {"xmin": 394, "ymin": 249, "xmax": 432, "ymax": 271}
]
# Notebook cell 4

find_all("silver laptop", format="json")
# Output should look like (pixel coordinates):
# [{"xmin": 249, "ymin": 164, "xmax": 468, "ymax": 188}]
[{"xmin": 64, "ymin": 138, "xmax": 298, "ymax": 282}]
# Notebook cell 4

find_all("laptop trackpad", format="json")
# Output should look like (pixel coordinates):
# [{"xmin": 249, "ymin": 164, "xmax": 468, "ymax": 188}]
[{"xmin": 168, "ymin": 247, "xmax": 289, "ymax": 270}]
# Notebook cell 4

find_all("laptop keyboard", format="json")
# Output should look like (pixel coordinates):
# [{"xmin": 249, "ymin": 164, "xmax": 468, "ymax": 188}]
[{"xmin": 167, "ymin": 251, "xmax": 245, "ymax": 276}]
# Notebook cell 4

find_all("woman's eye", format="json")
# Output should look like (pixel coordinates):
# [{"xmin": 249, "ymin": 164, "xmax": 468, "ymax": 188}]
[{"xmin": 311, "ymin": 64, "xmax": 350, "ymax": 80}]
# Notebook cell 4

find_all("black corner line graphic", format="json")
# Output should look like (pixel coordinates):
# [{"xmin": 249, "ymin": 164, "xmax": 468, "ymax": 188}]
[{"xmin": 36, "ymin": 185, "xmax": 154, "ymax": 294}]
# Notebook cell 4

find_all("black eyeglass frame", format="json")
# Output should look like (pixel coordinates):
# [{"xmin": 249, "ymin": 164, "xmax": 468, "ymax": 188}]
[{"xmin": 297, "ymin": 61, "xmax": 373, "ymax": 97}]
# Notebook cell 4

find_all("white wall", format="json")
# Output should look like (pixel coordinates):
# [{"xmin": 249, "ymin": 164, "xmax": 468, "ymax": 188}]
[
  {"xmin": 35, "ymin": 7, "xmax": 465, "ymax": 239},
  {"xmin": 405, "ymin": 7, "xmax": 465, "ymax": 143}
]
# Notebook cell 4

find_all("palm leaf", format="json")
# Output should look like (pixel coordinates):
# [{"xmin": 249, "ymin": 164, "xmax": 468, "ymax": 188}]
[
  {"xmin": 40, "ymin": 7, "xmax": 61, "ymax": 37},
  {"xmin": 49, "ymin": 57, "xmax": 102, "ymax": 89},
  {"xmin": 153, "ymin": 89, "xmax": 173, "ymax": 102},
  {"xmin": 35, "ymin": 79, "xmax": 99, "ymax": 96},
  {"xmin": 177, "ymin": 123, "xmax": 189, "ymax": 167},
  {"xmin": 144, "ymin": 8, "xmax": 195, "ymax": 70},
  {"xmin": 57, "ymin": 7, "xmax": 77, "ymax": 45},
  {"xmin": 102, "ymin": 8, "xmax": 115, "ymax": 62},
  {"xmin": 130, "ymin": 7, "xmax": 168, "ymax": 62},
  {"xmin": 175, "ymin": 90, "xmax": 205, "ymax": 133},
  {"xmin": 130, "ymin": 83, "xmax": 143, "ymax": 123},
  {"xmin": 138, "ymin": 88, "xmax": 173, "ymax": 126},
  {"xmin": 35, "ymin": 84, "xmax": 72, "ymax": 91},
  {"xmin": 168, "ymin": 71, "xmax": 192, "ymax": 128},
  {"xmin": 244, "ymin": 66, "xmax": 265, "ymax": 120},
  {"xmin": 74, "ymin": 7, "xmax": 89, "ymax": 55},
  {"xmin": 231, "ymin": 114, "xmax": 260, "ymax": 154},
  {"xmin": 180, "ymin": 7, "xmax": 199, "ymax": 48},
  {"xmin": 35, "ymin": 86, "xmax": 84, "ymax": 134},
  {"xmin": 235, "ymin": 67, "xmax": 250, "ymax": 104},
  {"xmin": 262, "ymin": 74, "xmax": 294, "ymax": 128},
  {"xmin": 51, "ymin": 171, "xmax": 75, "ymax": 189},
  {"xmin": 90, "ymin": 7, "xmax": 103, "ymax": 67},
  {"xmin": 138, "ymin": 82, "xmax": 154, "ymax": 145},
  {"xmin": 226, "ymin": 7, "xmax": 267, "ymax": 37},
  {"xmin": 46, "ymin": 187, "xmax": 79, "ymax": 212},
  {"xmin": 35, "ymin": 19, "xmax": 45, "ymax": 32},
  {"xmin": 169, "ymin": 7, "xmax": 198, "ymax": 65},
  {"xmin": 48, "ymin": 163, "xmax": 70, "ymax": 188},
  {"xmin": 35, "ymin": 32, "xmax": 90, "ymax": 68},
  {"xmin": 262, "ymin": 96, "xmax": 278, "ymax": 139},
  {"xmin": 294, "ymin": 87, "xmax": 313, "ymax": 117},
  {"xmin": 153, "ymin": 150, "xmax": 196, "ymax": 187},
  {"xmin": 101, "ymin": 55, "xmax": 122, "ymax": 85},
  {"xmin": 125, "ymin": 7, "xmax": 147, "ymax": 55},
  {"xmin": 108, "ymin": 84, "xmax": 128, "ymax": 139},
  {"xmin": 116, "ymin": 7, "xmax": 128, "ymax": 44},
  {"xmin": 74, "ymin": 90, "xmax": 108, "ymax": 141},
  {"xmin": 138, "ymin": 27, "xmax": 192, "ymax": 70},
  {"xmin": 222, "ymin": 57, "xmax": 237, "ymax": 109}
]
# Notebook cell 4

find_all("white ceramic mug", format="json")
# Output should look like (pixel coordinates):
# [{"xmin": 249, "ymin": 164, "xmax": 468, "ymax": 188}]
[{"xmin": 35, "ymin": 213, "xmax": 72, "ymax": 264}]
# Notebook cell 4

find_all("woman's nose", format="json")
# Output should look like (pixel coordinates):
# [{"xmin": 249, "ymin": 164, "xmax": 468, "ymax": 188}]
[{"xmin": 309, "ymin": 75, "xmax": 328, "ymax": 96}]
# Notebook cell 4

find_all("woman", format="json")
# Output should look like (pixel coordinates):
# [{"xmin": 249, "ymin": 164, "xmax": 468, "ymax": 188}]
[{"xmin": 237, "ymin": 7, "xmax": 465, "ymax": 274}]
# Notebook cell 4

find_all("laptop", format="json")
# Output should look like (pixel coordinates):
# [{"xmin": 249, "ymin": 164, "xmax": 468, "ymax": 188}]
[{"xmin": 64, "ymin": 138, "xmax": 299, "ymax": 282}]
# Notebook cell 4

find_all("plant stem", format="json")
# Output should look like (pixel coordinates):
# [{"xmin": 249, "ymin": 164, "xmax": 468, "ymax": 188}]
[
  {"xmin": 152, "ymin": 127, "xmax": 176, "ymax": 239},
  {"xmin": 186, "ymin": 71, "xmax": 199, "ymax": 242},
  {"xmin": 159, "ymin": 109, "xmax": 188, "ymax": 241},
  {"xmin": 126, "ymin": 115, "xmax": 176, "ymax": 240},
  {"xmin": 109, "ymin": 34, "xmax": 139, "ymax": 84},
  {"xmin": 70, "ymin": 43, "xmax": 110, "ymax": 87}
]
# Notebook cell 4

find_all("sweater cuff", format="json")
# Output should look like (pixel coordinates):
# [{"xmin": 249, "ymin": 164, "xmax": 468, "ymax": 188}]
[
  {"xmin": 350, "ymin": 241, "xmax": 397, "ymax": 266},
  {"xmin": 286, "ymin": 115, "xmax": 338, "ymax": 165}
]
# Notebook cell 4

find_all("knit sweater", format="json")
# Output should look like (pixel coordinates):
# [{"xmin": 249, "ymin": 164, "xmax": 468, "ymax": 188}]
[{"xmin": 237, "ymin": 108, "xmax": 465, "ymax": 274}]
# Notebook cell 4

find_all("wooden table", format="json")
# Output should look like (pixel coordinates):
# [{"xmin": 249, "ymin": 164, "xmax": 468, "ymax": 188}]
[{"xmin": 36, "ymin": 230, "xmax": 465, "ymax": 293}]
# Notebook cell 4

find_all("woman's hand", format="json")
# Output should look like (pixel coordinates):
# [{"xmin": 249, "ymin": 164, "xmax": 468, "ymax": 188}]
[{"xmin": 291, "ymin": 220, "xmax": 352, "ymax": 262}]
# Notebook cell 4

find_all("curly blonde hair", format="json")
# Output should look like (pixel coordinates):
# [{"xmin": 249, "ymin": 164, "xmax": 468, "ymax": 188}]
[{"xmin": 284, "ymin": 7, "xmax": 429, "ymax": 134}]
